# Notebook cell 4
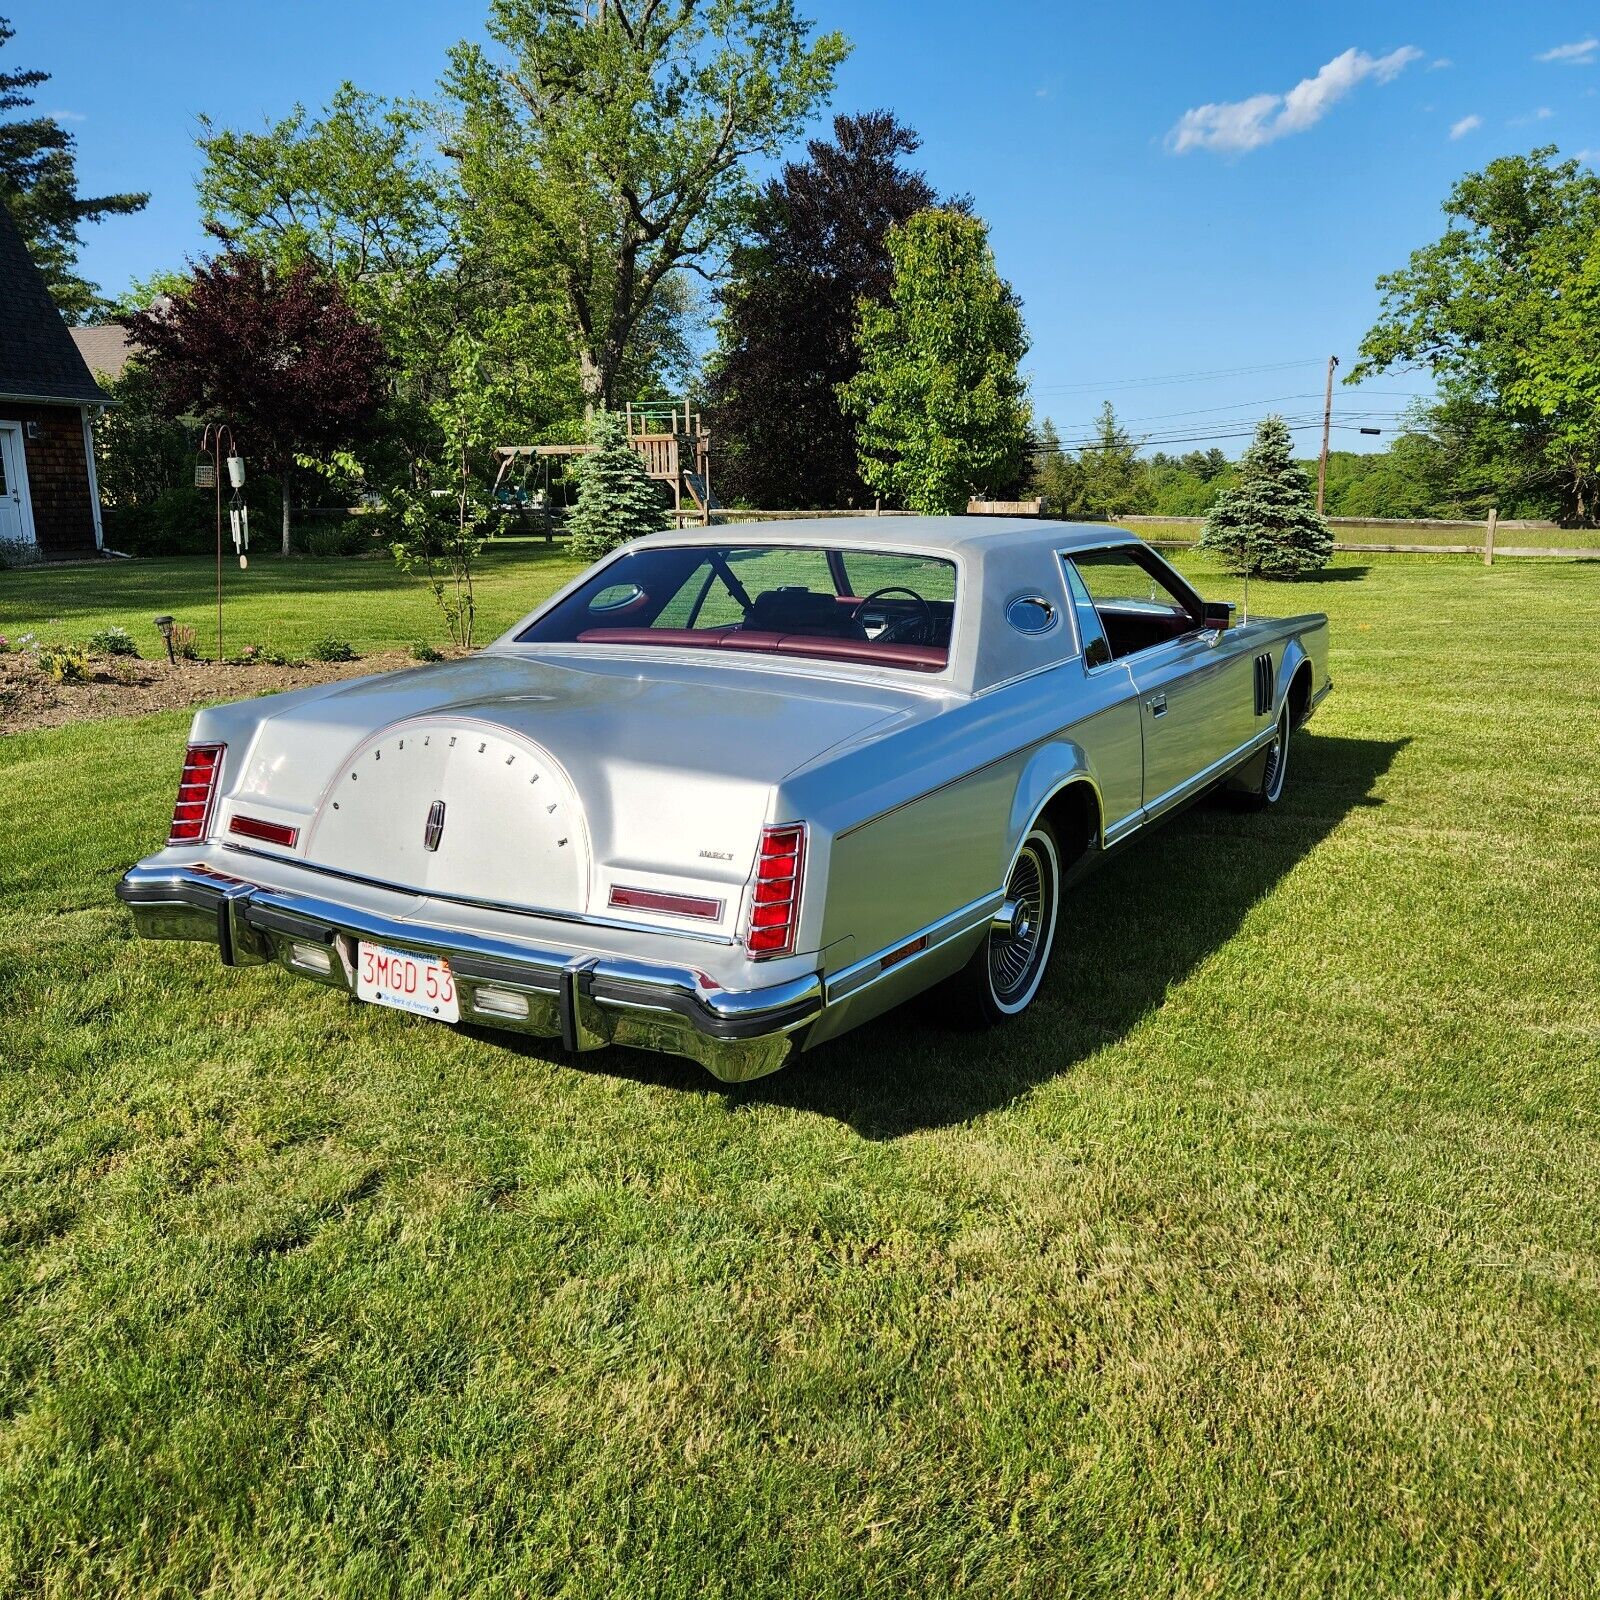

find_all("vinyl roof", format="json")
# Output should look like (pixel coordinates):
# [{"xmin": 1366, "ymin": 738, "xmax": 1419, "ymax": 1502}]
[{"xmin": 632, "ymin": 515, "xmax": 1136, "ymax": 558}]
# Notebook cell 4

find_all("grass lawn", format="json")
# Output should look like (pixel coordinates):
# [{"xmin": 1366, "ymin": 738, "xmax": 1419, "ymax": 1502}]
[
  {"xmin": 1130, "ymin": 517, "xmax": 1600, "ymax": 551},
  {"xmin": 2, "ymin": 548, "xmax": 1598, "ymax": 1596},
  {"xmin": 0, "ymin": 541, "xmax": 590, "ymax": 662}
]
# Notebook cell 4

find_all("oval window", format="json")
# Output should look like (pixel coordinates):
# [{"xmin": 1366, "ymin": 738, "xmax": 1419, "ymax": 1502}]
[
  {"xmin": 1005, "ymin": 595, "xmax": 1057, "ymax": 635},
  {"xmin": 589, "ymin": 582, "xmax": 645, "ymax": 614}
]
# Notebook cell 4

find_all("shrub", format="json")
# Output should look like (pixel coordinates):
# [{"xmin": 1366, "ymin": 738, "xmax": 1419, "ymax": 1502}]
[
  {"xmin": 237, "ymin": 642, "xmax": 295, "ymax": 666},
  {"xmin": 37, "ymin": 644, "xmax": 92, "ymax": 684},
  {"xmin": 303, "ymin": 518, "xmax": 372, "ymax": 558},
  {"xmin": 410, "ymin": 641, "xmax": 445, "ymax": 662},
  {"xmin": 168, "ymin": 623, "xmax": 199, "ymax": 661},
  {"xmin": 0, "ymin": 536, "xmax": 40, "ymax": 570},
  {"xmin": 309, "ymin": 636, "xmax": 357, "ymax": 663},
  {"xmin": 566, "ymin": 411, "xmax": 668, "ymax": 561},
  {"xmin": 87, "ymin": 625, "xmax": 140, "ymax": 658}
]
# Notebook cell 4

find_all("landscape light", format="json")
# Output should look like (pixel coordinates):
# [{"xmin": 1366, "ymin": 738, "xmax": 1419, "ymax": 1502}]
[{"xmin": 154, "ymin": 614, "xmax": 176, "ymax": 665}]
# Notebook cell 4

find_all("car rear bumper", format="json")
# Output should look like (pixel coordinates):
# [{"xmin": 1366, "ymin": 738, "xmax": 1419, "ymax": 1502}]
[{"xmin": 116, "ymin": 859, "xmax": 821, "ymax": 1083}]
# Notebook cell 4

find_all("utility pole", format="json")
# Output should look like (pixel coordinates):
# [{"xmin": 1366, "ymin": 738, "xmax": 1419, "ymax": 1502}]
[{"xmin": 1316, "ymin": 353, "xmax": 1339, "ymax": 516}]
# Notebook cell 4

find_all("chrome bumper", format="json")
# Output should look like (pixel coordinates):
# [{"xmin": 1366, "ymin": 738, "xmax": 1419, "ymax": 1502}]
[{"xmin": 116, "ymin": 862, "xmax": 821, "ymax": 1083}]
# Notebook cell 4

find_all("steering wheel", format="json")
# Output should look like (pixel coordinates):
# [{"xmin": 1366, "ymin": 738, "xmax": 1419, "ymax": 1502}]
[{"xmin": 852, "ymin": 585, "xmax": 934, "ymax": 645}]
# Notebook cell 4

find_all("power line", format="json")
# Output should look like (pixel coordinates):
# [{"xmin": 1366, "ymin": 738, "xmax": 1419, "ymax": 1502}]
[{"xmin": 1033, "ymin": 357, "xmax": 1325, "ymax": 394}]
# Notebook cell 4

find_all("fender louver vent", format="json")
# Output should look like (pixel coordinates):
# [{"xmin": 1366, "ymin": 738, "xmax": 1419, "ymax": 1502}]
[{"xmin": 1254, "ymin": 653, "xmax": 1275, "ymax": 717}]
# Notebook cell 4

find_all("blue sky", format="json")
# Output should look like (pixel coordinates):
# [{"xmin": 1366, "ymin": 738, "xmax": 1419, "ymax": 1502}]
[{"xmin": 11, "ymin": 0, "xmax": 1600, "ymax": 456}]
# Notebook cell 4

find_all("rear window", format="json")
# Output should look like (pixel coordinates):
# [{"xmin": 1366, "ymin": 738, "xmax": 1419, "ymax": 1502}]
[{"xmin": 518, "ymin": 544, "xmax": 957, "ymax": 673}]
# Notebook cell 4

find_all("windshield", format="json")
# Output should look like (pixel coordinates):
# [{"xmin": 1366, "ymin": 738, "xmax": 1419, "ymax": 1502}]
[{"xmin": 518, "ymin": 544, "xmax": 957, "ymax": 673}]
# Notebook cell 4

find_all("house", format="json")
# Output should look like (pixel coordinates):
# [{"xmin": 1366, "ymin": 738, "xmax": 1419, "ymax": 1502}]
[
  {"xmin": 0, "ymin": 205, "xmax": 107, "ymax": 559},
  {"xmin": 69, "ymin": 322, "xmax": 135, "ymax": 385}
]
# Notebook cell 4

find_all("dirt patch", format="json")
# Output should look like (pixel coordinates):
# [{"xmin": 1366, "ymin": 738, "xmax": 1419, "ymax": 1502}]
[{"xmin": 1, "ymin": 650, "xmax": 438, "ymax": 737}]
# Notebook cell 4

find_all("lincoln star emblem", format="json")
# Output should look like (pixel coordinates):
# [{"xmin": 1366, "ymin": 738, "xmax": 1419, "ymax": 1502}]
[{"xmin": 423, "ymin": 800, "xmax": 446, "ymax": 852}]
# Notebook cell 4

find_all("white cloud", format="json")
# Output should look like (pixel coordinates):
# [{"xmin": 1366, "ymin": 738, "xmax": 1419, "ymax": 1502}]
[
  {"xmin": 1509, "ymin": 105, "xmax": 1556, "ymax": 125},
  {"xmin": 1450, "ymin": 113, "xmax": 1483, "ymax": 139},
  {"xmin": 47, "ymin": 108, "xmax": 86, "ymax": 123},
  {"xmin": 1429, "ymin": 58, "xmax": 1454, "ymax": 70},
  {"xmin": 1537, "ymin": 39, "xmax": 1598, "ymax": 64},
  {"xmin": 1169, "ymin": 45, "xmax": 1424, "ymax": 155}
]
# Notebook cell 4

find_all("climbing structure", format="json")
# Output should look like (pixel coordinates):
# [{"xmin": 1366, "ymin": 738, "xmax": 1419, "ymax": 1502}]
[{"xmin": 494, "ymin": 400, "xmax": 715, "ymax": 528}]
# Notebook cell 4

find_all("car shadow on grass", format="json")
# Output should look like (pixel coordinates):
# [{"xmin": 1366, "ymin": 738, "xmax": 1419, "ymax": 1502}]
[{"xmin": 481, "ymin": 730, "xmax": 1406, "ymax": 1139}]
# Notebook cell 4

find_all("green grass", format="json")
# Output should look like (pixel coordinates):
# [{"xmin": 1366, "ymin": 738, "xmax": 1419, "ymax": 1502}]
[
  {"xmin": 0, "ymin": 543, "xmax": 589, "ymax": 660},
  {"xmin": 1130, "ymin": 517, "xmax": 1600, "ymax": 551},
  {"xmin": 2, "ymin": 551, "xmax": 1599, "ymax": 1596}
]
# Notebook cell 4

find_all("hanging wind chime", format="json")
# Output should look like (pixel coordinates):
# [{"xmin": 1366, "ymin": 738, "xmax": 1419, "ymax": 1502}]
[{"xmin": 227, "ymin": 452, "xmax": 249, "ymax": 569}]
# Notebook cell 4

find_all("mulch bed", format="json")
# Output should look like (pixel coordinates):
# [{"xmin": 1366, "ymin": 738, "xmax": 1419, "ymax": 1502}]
[{"xmin": 0, "ymin": 650, "xmax": 429, "ymax": 737}]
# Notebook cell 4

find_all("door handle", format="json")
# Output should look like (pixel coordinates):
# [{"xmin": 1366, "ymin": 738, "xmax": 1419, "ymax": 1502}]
[{"xmin": 1148, "ymin": 694, "xmax": 1168, "ymax": 717}]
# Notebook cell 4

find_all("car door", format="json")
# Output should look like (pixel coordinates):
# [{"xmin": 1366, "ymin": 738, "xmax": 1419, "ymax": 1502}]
[{"xmin": 1066, "ymin": 544, "xmax": 1259, "ymax": 817}]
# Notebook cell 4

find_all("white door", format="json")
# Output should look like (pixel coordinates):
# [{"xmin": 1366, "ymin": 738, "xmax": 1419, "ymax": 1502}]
[{"xmin": 0, "ymin": 423, "xmax": 35, "ymax": 546}]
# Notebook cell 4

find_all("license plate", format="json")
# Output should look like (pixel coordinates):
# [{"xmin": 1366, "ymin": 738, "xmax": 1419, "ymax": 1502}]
[{"xmin": 355, "ymin": 941, "xmax": 459, "ymax": 1023}]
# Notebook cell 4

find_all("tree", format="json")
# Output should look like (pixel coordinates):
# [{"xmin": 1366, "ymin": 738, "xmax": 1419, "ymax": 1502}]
[
  {"xmin": 840, "ymin": 209, "xmax": 1030, "ymax": 514},
  {"xmin": 1202, "ymin": 415, "xmax": 1332, "ymax": 578},
  {"xmin": 1030, "ymin": 417, "xmax": 1082, "ymax": 515},
  {"xmin": 127, "ymin": 248, "xmax": 386, "ymax": 554},
  {"xmin": 706, "ymin": 110, "xmax": 938, "ymax": 507},
  {"xmin": 1073, "ymin": 402, "xmax": 1153, "ymax": 518},
  {"xmin": 1353, "ymin": 147, "xmax": 1600, "ymax": 524},
  {"xmin": 194, "ymin": 84, "xmax": 582, "ymax": 482},
  {"xmin": 566, "ymin": 410, "xmax": 667, "ymax": 560},
  {"xmin": 445, "ymin": 0, "xmax": 848, "ymax": 409},
  {"xmin": 0, "ymin": 16, "xmax": 147, "ymax": 321}
]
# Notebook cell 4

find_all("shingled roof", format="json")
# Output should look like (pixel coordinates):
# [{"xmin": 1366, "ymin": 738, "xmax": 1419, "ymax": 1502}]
[{"xmin": 0, "ymin": 205, "xmax": 108, "ymax": 406}]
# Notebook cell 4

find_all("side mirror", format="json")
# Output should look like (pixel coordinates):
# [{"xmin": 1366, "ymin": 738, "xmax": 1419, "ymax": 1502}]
[{"xmin": 1203, "ymin": 600, "xmax": 1236, "ymax": 632}]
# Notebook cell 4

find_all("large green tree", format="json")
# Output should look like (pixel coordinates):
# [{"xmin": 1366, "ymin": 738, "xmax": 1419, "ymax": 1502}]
[
  {"xmin": 1353, "ymin": 147, "xmax": 1600, "ymax": 524},
  {"xmin": 194, "ymin": 84, "xmax": 580, "ymax": 481},
  {"xmin": 840, "ymin": 209, "xmax": 1030, "ymax": 514},
  {"xmin": 705, "ymin": 110, "xmax": 939, "ymax": 508},
  {"xmin": 445, "ymin": 0, "xmax": 848, "ymax": 409},
  {"xmin": 0, "ymin": 15, "xmax": 146, "ymax": 320}
]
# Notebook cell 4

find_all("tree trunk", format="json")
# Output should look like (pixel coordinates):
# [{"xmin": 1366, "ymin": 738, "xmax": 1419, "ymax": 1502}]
[
  {"xmin": 280, "ymin": 462, "xmax": 292, "ymax": 557},
  {"xmin": 578, "ymin": 350, "xmax": 608, "ymax": 411}
]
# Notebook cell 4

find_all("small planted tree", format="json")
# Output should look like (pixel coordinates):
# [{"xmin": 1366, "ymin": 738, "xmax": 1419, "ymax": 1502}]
[
  {"xmin": 840, "ymin": 209, "xmax": 1031, "ymax": 514},
  {"xmin": 565, "ymin": 412, "xmax": 666, "ymax": 561},
  {"xmin": 1202, "ymin": 415, "xmax": 1333, "ymax": 578}
]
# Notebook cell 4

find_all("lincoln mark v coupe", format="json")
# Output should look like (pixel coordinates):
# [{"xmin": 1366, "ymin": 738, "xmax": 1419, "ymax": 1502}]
[{"xmin": 119, "ymin": 518, "xmax": 1331, "ymax": 1081}]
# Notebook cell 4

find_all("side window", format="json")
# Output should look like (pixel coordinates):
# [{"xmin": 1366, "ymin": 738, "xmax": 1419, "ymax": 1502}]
[
  {"xmin": 1067, "ymin": 546, "xmax": 1201, "ymax": 661},
  {"xmin": 1060, "ymin": 558, "xmax": 1112, "ymax": 669}
]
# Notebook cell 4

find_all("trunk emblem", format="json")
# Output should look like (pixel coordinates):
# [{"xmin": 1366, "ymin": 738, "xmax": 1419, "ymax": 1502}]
[{"xmin": 423, "ymin": 800, "xmax": 447, "ymax": 852}]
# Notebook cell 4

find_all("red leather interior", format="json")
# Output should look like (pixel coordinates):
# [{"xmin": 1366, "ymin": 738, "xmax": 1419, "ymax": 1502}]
[
  {"xmin": 774, "ymin": 636, "xmax": 945, "ymax": 670},
  {"xmin": 574, "ymin": 626, "xmax": 946, "ymax": 671}
]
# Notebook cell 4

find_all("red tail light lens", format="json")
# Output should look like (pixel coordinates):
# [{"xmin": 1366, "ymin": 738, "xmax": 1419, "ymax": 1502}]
[
  {"xmin": 228, "ymin": 814, "xmax": 299, "ymax": 849},
  {"xmin": 167, "ymin": 743, "xmax": 225, "ymax": 843},
  {"xmin": 745, "ymin": 823, "xmax": 805, "ymax": 958}
]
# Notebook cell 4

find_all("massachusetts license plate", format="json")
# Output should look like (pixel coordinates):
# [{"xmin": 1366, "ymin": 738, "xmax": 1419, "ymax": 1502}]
[{"xmin": 355, "ymin": 941, "xmax": 459, "ymax": 1023}]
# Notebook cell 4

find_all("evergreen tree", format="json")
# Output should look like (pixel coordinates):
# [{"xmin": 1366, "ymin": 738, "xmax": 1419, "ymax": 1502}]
[
  {"xmin": 840, "ymin": 209, "xmax": 1030, "ymax": 514},
  {"xmin": 566, "ymin": 411, "xmax": 667, "ymax": 560},
  {"xmin": 1074, "ymin": 401, "xmax": 1153, "ymax": 518},
  {"xmin": 0, "ymin": 16, "xmax": 147, "ymax": 320},
  {"xmin": 1202, "ymin": 415, "xmax": 1333, "ymax": 578}
]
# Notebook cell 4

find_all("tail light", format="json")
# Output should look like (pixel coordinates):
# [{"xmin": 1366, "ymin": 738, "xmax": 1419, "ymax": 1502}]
[
  {"xmin": 228, "ymin": 814, "xmax": 299, "ymax": 849},
  {"xmin": 745, "ymin": 823, "xmax": 806, "ymax": 958},
  {"xmin": 167, "ymin": 742, "xmax": 225, "ymax": 843}
]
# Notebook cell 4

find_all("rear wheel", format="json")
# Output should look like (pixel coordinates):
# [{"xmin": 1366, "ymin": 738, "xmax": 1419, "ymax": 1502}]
[{"xmin": 952, "ymin": 821, "xmax": 1061, "ymax": 1024}]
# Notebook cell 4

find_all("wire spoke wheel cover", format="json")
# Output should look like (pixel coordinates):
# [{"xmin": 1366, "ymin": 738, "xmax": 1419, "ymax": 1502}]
[
  {"xmin": 1263, "ymin": 705, "xmax": 1289, "ymax": 803},
  {"xmin": 988, "ymin": 828, "xmax": 1059, "ymax": 1014}
]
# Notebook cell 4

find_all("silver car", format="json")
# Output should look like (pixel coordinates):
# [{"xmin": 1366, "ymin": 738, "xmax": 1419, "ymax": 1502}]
[{"xmin": 119, "ymin": 517, "xmax": 1331, "ymax": 1081}]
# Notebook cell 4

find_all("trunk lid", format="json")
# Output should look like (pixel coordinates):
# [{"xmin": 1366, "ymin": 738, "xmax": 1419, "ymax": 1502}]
[{"xmin": 215, "ymin": 650, "xmax": 924, "ymax": 921}]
